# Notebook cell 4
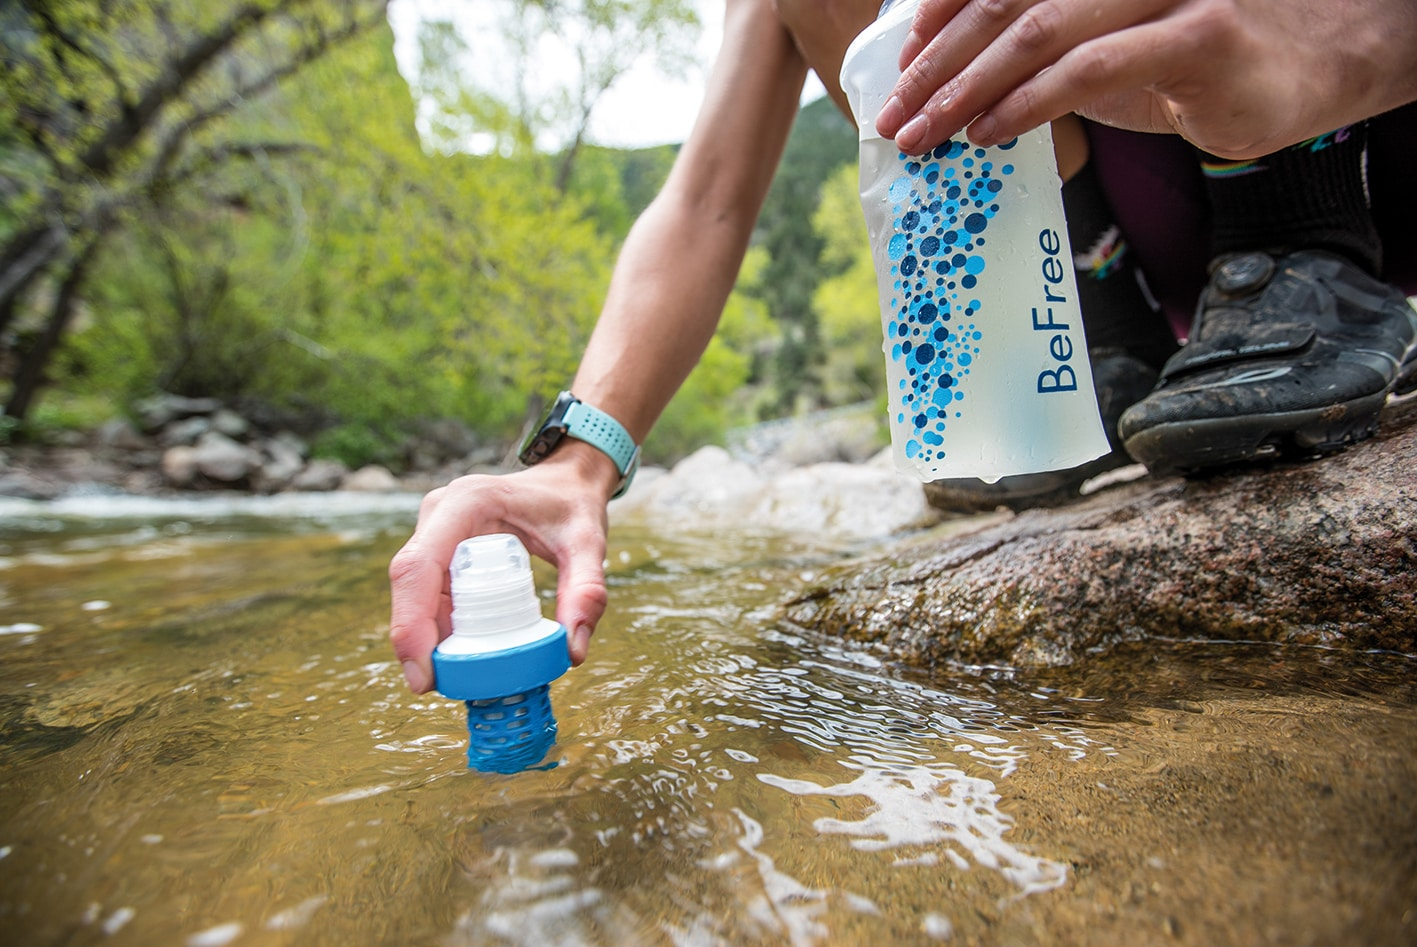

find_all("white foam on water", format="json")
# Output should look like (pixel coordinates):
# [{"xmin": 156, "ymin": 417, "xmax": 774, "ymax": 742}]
[
  {"xmin": 186, "ymin": 921, "xmax": 242, "ymax": 947},
  {"xmin": 265, "ymin": 896, "xmax": 328, "ymax": 931},
  {"xmin": 757, "ymin": 761, "xmax": 1068, "ymax": 898},
  {"xmin": 102, "ymin": 906, "xmax": 136, "ymax": 935},
  {"xmin": 0, "ymin": 491, "xmax": 423, "ymax": 524}
]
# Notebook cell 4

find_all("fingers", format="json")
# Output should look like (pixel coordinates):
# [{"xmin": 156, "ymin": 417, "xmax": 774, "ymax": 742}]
[
  {"xmin": 551, "ymin": 521, "xmax": 609, "ymax": 667},
  {"xmin": 967, "ymin": 21, "xmax": 1198, "ymax": 148},
  {"xmin": 388, "ymin": 541, "xmax": 446, "ymax": 695},
  {"xmin": 882, "ymin": 0, "xmax": 1175, "ymax": 154},
  {"xmin": 897, "ymin": 0, "xmax": 970, "ymax": 70},
  {"xmin": 880, "ymin": 0, "xmax": 1018, "ymax": 145},
  {"xmin": 387, "ymin": 480, "xmax": 504, "ymax": 693}
]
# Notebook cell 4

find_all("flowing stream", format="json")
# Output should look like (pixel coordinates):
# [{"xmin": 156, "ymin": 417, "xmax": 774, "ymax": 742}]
[{"xmin": 1, "ymin": 492, "xmax": 1414, "ymax": 946}]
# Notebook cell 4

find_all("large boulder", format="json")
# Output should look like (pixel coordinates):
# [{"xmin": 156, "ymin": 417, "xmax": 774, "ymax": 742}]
[
  {"xmin": 191, "ymin": 431, "xmax": 261, "ymax": 484},
  {"xmin": 780, "ymin": 395, "xmax": 1417, "ymax": 666},
  {"xmin": 291, "ymin": 458, "xmax": 349, "ymax": 492},
  {"xmin": 342, "ymin": 464, "xmax": 400, "ymax": 492}
]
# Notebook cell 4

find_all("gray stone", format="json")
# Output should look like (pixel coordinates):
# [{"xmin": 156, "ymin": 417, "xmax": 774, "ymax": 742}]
[
  {"xmin": 159, "ymin": 415, "xmax": 211, "ymax": 447},
  {"xmin": 611, "ymin": 446, "xmax": 940, "ymax": 541},
  {"xmin": 342, "ymin": 464, "xmax": 401, "ymax": 492},
  {"xmin": 210, "ymin": 408, "xmax": 250, "ymax": 439},
  {"xmin": 780, "ymin": 395, "xmax": 1417, "ymax": 664},
  {"xmin": 415, "ymin": 418, "xmax": 479, "ymax": 461},
  {"xmin": 773, "ymin": 414, "xmax": 886, "ymax": 467},
  {"xmin": 94, "ymin": 418, "xmax": 149, "ymax": 451},
  {"xmin": 191, "ymin": 431, "xmax": 260, "ymax": 483},
  {"xmin": 291, "ymin": 458, "xmax": 348, "ymax": 492},
  {"xmin": 134, "ymin": 393, "xmax": 221, "ymax": 432},
  {"xmin": 250, "ymin": 436, "xmax": 305, "ymax": 493},
  {"xmin": 0, "ymin": 469, "xmax": 61, "ymax": 500},
  {"xmin": 160, "ymin": 445, "xmax": 200, "ymax": 488},
  {"xmin": 269, "ymin": 430, "xmax": 308, "ymax": 461}
]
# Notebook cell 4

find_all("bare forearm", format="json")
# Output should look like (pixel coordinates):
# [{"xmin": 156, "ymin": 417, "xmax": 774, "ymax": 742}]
[
  {"xmin": 572, "ymin": 0, "xmax": 808, "ymax": 441},
  {"xmin": 571, "ymin": 191, "xmax": 754, "ymax": 442}
]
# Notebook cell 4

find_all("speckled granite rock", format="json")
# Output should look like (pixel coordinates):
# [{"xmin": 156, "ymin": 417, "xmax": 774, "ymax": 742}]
[{"xmin": 780, "ymin": 395, "xmax": 1417, "ymax": 667}]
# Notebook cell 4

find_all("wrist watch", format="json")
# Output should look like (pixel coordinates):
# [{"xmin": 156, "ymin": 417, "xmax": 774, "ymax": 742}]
[{"xmin": 518, "ymin": 391, "xmax": 641, "ymax": 499}]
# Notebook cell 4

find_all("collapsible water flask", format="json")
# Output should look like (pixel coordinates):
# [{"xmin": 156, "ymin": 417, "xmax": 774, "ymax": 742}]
[
  {"xmin": 839, "ymin": 0, "xmax": 1110, "ymax": 482},
  {"xmin": 432, "ymin": 534, "xmax": 568, "ymax": 773}
]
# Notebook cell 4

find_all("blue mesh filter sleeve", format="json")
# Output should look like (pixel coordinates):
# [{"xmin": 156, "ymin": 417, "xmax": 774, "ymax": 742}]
[
  {"xmin": 465, "ymin": 684, "xmax": 558, "ymax": 773},
  {"xmin": 432, "ymin": 625, "xmax": 570, "ymax": 701}
]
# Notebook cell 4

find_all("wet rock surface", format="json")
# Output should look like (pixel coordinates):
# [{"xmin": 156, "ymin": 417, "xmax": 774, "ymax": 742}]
[{"xmin": 781, "ymin": 395, "xmax": 1417, "ymax": 666}]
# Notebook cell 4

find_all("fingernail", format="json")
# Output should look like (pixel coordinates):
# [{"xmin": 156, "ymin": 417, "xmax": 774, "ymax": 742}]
[
  {"xmin": 402, "ymin": 660, "xmax": 428, "ymax": 693},
  {"xmin": 877, "ymin": 96, "xmax": 903, "ymax": 135},
  {"xmin": 570, "ymin": 623, "xmax": 591, "ymax": 665},
  {"xmin": 898, "ymin": 30, "xmax": 923, "ymax": 68},
  {"xmin": 969, "ymin": 113, "xmax": 998, "ymax": 146},
  {"xmin": 897, "ymin": 114, "xmax": 928, "ymax": 154}
]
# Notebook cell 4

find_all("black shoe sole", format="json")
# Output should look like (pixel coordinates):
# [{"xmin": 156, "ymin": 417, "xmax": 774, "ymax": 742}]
[
  {"xmin": 1123, "ymin": 390, "xmax": 1388, "ymax": 474},
  {"xmin": 922, "ymin": 450, "xmax": 1132, "ymax": 513}
]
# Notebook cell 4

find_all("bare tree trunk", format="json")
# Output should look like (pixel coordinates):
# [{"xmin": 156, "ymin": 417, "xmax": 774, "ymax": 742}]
[
  {"xmin": 4, "ymin": 239, "xmax": 100, "ymax": 424},
  {"xmin": 0, "ymin": 224, "xmax": 69, "ymax": 335}
]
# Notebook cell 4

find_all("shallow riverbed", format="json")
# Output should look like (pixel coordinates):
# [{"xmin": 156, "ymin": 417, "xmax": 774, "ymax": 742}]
[{"xmin": 1, "ymin": 494, "xmax": 1413, "ymax": 946}]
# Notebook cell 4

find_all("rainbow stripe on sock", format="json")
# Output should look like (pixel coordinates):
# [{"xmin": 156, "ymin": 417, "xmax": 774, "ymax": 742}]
[
  {"xmin": 1075, "ymin": 225, "xmax": 1127, "ymax": 280},
  {"xmin": 1200, "ymin": 158, "xmax": 1265, "ymax": 178}
]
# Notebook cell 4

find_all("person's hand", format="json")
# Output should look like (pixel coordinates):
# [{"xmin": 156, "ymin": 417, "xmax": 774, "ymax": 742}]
[
  {"xmin": 387, "ymin": 441, "xmax": 618, "ymax": 694},
  {"xmin": 874, "ymin": 0, "xmax": 1417, "ymax": 160}
]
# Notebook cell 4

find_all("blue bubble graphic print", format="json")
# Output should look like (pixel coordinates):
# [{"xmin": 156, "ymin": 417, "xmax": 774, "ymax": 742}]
[{"xmin": 884, "ymin": 138, "xmax": 1017, "ymax": 464}]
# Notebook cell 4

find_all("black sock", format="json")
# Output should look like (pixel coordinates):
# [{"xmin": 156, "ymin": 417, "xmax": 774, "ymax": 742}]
[
  {"xmin": 1197, "ymin": 123, "xmax": 1382, "ymax": 273},
  {"xmin": 1063, "ymin": 160, "xmax": 1179, "ymax": 371}
]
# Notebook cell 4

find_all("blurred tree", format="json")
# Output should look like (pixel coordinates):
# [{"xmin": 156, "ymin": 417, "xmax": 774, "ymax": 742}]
[
  {"xmin": 58, "ymin": 13, "xmax": 615, "ymax": 461},
  {"xmin": 0, "ymin": 0, "xmax": 391, "ymax": 423}
]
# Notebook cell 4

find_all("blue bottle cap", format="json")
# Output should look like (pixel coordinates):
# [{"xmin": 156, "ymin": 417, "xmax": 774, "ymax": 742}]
[{"xmin": 432, "ymin": 623, "xmax": 570, "ymax": 702}]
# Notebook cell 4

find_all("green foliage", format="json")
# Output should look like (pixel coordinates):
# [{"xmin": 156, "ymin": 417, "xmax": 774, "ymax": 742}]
[
  {"xmin": 563, "ymin": 143, "xmax": 677, "ymax": 236},
  {"xmin": 2, "ymin": 1, "xmax": 882, "ymax": 468},
  {"xmin": 0, "ymin": 0, "xmax": 395, "ymax": 424},
  {"xmin": 310, "ymin": 422, "xmax": 400, "ymax": 470},
  {"xmin": 26, "ymin": 393, "xmax": 120, "ymax": 442},
  {"xmin": 752, "ymin": 96, "xmax": 858, "ymax": 413},
  {"xmin": 53, "ymin": 18, "xmax": 619, "ymax": 448},
  {"xmin": 813, "ymin": 163, "xmax": 885, "ymax": 406}
]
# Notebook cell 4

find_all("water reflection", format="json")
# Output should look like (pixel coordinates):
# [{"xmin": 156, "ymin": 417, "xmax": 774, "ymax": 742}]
[{"xmin": 0, "ymin": 507, "xmax": 1414, "ymax": 946}]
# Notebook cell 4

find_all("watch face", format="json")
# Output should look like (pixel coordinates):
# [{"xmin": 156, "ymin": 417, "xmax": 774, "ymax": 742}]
[{"xmin": 517, "ymin": 391, "xmax": 577, "ymax": 466}]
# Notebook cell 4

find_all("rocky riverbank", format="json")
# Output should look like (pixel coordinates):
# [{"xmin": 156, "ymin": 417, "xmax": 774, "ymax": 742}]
[
  {"xmin": 780, "ymin": 394, "xmax": 1417, "ymax": 664},
  {"xmin": 10, "ymin": 390, "xmax": 1416, "ymax": 668},
  {"xmin": 0, "ymin": 393, "xmax": 505, "ymax": 500}
]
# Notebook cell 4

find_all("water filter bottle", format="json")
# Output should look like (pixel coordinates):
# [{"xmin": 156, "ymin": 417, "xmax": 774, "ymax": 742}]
[
  {"xmin": 432, "ymin": 534, "xmax": 569, "ymax": 773},
  {"xmin": 839, "ymin": 0, "xmax": 1110, "ymax": 482}
]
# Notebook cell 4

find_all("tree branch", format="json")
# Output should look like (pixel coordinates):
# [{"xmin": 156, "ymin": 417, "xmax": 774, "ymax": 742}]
[
  {"xmin": 76, "ymin": 0, "xmax": 304, "ymax": 176},
  {"xmin": 147, "ymin": 3, "xmax": 390, "ymax": 182},
  {"xmin": 31, "ymin": 5, "xmax": 133, "ymax": 111}
]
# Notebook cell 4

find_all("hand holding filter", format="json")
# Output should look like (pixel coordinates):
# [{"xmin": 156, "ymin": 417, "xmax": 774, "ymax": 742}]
[{"xmin": 432, "ymin": 534, "xmax": 569, "ymax": 773}]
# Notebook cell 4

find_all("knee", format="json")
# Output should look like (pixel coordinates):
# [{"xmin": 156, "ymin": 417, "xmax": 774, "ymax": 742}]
[{"xmin": 770, "ymin": 0, "xmax": 804, "ymax": 32}]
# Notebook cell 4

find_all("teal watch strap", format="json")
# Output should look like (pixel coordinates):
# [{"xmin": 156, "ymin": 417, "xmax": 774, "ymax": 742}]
[{"xmin": 563, "ymin": 399, "xmax": 640, "ymax": 498}]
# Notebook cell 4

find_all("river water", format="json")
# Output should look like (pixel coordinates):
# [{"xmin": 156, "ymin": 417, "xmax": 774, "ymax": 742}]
[{"xmin": 1, "ymin": 492, "xmax": 1414, "ymax": 946}]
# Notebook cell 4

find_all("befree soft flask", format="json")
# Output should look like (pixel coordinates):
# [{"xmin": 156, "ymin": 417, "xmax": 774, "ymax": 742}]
[{"xmin": 840, "ymin": 0, "xmax": 1109, "ymax": 482}]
